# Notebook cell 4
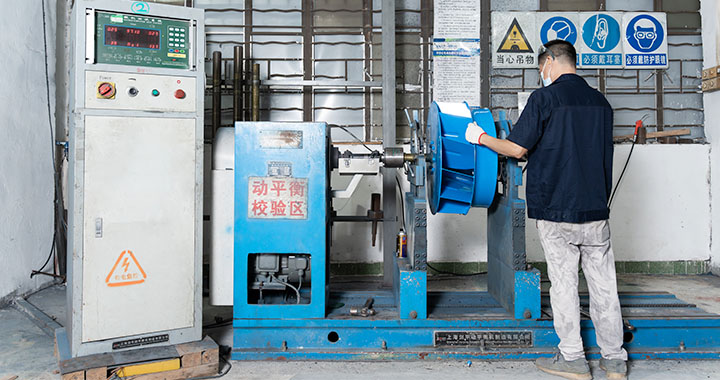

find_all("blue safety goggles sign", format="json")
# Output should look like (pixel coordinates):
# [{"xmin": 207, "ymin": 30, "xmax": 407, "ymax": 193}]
[{"xmin": 622, "ymin": 12, "xmax": 668, "ymax": 68}]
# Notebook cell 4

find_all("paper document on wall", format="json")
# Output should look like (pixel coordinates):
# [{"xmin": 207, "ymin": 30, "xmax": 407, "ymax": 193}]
[{"xmin": 432, "ymin": 0, "xmax": 482, "ymax": 106}]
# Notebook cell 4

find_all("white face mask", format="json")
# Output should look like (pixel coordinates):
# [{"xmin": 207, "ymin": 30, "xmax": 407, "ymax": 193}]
[{"xmin": 541, "ymin": 58, "xmax": 554, "ymax": 87}]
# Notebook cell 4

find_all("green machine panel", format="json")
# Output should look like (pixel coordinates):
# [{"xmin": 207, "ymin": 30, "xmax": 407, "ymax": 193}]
[{"xmin": 94, "ymin": 11, "xmax": 191, "ymax": 69}]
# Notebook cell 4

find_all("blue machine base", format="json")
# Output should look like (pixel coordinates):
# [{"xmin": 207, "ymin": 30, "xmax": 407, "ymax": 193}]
[
  {"xmin": 232, "ymin": 290, "xmax": 720, "ymax": 361},
  {"xmin": 232, "ymin": 349, "xmax": 720, "ymax": 361}
]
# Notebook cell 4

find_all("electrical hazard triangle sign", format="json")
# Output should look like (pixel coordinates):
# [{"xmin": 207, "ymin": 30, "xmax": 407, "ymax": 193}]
[
  {"xmin": 106, "ymin": 250, "xmax": 147, "ymax": 287},
  {"xmin": 497, "ymin": 18, "xmax": 534, "ymax": 53}
]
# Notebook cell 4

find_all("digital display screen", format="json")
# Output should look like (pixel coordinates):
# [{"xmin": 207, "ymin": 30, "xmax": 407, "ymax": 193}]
[{"xmin": 104, "ymin": 25, "xmax": 160, "ymax": 49}]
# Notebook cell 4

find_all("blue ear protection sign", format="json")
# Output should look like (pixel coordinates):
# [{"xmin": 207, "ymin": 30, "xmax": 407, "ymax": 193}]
[{"xmin": 580, "ymin": 13, "xmax": 622, "ymax": 67}]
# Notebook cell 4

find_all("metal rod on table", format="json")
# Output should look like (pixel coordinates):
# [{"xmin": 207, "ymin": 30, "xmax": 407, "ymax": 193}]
[
  {"xmin": 332, "ymin": 216, "xmax": 383, "ymax": 222},
  {"xmin": 252, "ymin": 63, "xmax": 260, "ymax": 121},
  {"xmin": 233, "ymin": 46, "xmax": 243, "ymax": 122},
  {"xmin": 212, "ymin": 51, "xmax": 222, "ymax": 136}
]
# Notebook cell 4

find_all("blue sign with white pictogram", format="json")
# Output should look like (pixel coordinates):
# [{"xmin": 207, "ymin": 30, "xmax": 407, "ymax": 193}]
[
  {"xmin": 540, "ymin": 16, "xmax": 577, "ymax": 45},
  {"xmin": 579, "ymin": 13, "xmax": 623, "ymax": 68},
  {"xmin": 626, "ymin": 15, "xmax": 663, "ymax": 52},
  {"xmin": 622, "ymin": 12, "xmax": 668, "ymax": 68},
  {"xmin": 583, "ymin": 14, "xmax": 620, "ymax": 52}
]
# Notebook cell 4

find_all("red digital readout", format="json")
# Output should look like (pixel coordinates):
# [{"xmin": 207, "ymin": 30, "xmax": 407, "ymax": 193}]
[{"xmin": 104, "ymin": 25, "xmax": 160, "ymax": 50}]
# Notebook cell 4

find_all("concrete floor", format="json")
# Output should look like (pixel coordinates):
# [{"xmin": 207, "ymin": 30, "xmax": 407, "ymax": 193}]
[{"xmin": 2, "ymin": 275, "xmax": 720, "ymax": 379}]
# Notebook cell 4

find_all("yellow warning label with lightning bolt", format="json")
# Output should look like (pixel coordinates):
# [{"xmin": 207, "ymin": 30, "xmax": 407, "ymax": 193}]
[
  {"xmin": 497, "ymin": 18, "xmax": 534, "ymax": 53},
  {"xmin": 106, "ymin": 250, "xmax": 147, "ymax": 287}
]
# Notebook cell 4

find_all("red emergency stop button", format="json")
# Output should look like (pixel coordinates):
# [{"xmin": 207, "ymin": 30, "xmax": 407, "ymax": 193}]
[
  {"xmin": 97, "ymin": 82, "xmax": 116, "ymax": 99},
  {"xmin": 174, "ymin": 89, "xmax": 186, "ymax": 99}
]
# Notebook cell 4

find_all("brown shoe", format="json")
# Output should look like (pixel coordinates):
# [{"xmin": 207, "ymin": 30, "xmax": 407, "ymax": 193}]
[{"xmin": 535, "ymin": 353, "xmax": 592, "ymax": 380}]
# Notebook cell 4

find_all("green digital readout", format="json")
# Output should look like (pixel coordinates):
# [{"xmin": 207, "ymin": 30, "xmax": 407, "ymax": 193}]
[{"xmin": 94, "ymin": 11, "xmax": 191, "ymax": 69}]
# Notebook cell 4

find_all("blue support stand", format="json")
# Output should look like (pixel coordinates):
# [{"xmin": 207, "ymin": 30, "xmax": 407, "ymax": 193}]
[
  {"xmin": 487, "ymin": 111, "xmax": 541, "ymax": 320},
  {"xmin": 486, "ymin": 158, "xmax": 541, "ymax": 320},
  {"xmin": 394, "ymin": 256, "xmax": 428, "ymax": 320}
]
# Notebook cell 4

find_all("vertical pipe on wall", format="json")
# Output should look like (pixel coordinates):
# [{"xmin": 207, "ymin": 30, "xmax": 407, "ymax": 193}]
[
  {"xmin": 653, "ymin": 0, "xmax": 666, "ymax": 142},
  {"xmin": 381, "ymin": 0, "xmax": 397, "ymax": 286},
  {"xmin": 302, "ymin": 0, "xmax": 313, "ymax": 122},
  {"xmin": 244, "ymin": 0, "xmax": 252, "ymax": 121},
  {"xmin": 212, "ymin": 51, "xmax": 222, "ymax": 137},
  {"xmin": 480, "ymin": 0, "xmax": 490, "ymax": 108},
  {"xmin": 421, "ymin": 0, "xmax": 431, "ymax": 127},
  {"xmin": 252, "ymin": 63, "xmax": 260, "ymax": 121},
  {"xmin": 233, "ymin": 45, "xmax": 243, "ymax": 123},
  {"xmin": 363, "ymin": 0, "xmax": 372, "ymax": 140}
]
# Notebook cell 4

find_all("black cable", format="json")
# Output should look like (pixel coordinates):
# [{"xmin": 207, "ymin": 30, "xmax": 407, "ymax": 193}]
[
  {"xmin": 396, "ymin": 166, "xmax": 485, "ymax": 277},
  {"xmin": 31, "ymin": 233, "xmax": 55, "ymax": 277},
  {"xmin": 33, "ymin": 0, "xmax": 64, "ymax": 278},
  {"xmin": 331, "ymin": 124, "xmax": 374, "ymax": 152},
  {"xmin": 203, "ymin": 320, "xmax": 233, "ymax": 329},
  {"xmin": 186, "ymin": 355, "xmax": 232, "ymax": 379},
  {"xmin": 608, "ymin": 136, "xmax": 636, "ymax": 209},
  {"xmin": 395, "ymin": 176, "xmax": 406, "ymax": 230},
  {"xmin": 426, "ymin": 262, "xmax": 487, "ymax": 277}
]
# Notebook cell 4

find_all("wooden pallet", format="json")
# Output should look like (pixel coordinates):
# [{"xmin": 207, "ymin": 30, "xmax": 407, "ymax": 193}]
[{"xmin": 55, "ymin": 328, "xmax": 219, "ymax": 380}]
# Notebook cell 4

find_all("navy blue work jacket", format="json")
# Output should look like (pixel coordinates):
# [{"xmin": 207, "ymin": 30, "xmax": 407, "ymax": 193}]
[{"xmin": 507, "ymin": 73, "xmax": 613, "ymax": 223}]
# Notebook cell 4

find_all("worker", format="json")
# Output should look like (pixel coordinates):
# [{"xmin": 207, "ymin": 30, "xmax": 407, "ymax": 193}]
[{"xmin": 465, "ymin": 40, "xmax": 627, "ymax": 380}]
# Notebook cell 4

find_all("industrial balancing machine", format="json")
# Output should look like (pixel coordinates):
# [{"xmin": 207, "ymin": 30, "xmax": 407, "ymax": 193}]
[{"xmin": 215, "ymin": 101, "xmax": 720, "ymax": 360}]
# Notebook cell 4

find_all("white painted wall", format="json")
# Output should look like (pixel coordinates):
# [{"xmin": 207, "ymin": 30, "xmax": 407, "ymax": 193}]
[
  {"xmin": 701, "ymin": 0, "xmax": 720, "ymax": 273},
  {"xmin": 331, "ymin": 145, "xmax": 712, "ymax": 264},
  {"xmin": 0, "ymin": 0, "xmax": 57, "ymax": 300},
  {"xmin": 597, "ymin": 145, "xmax": 710, "ymax": 262}
]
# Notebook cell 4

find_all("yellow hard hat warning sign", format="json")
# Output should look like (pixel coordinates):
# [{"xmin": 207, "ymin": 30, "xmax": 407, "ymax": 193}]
[{"xmin": 498, "ymin": 18, "xmax": 534, "ymax": 53}]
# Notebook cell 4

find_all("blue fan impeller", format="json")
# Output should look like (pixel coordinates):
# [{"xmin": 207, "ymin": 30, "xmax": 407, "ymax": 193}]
[{"xmin": 426, "ymin": 102, "xmax": 498, "ymax": 215}]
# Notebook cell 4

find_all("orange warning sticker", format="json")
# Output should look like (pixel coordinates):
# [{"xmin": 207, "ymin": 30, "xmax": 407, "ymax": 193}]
[{"xmin": 105, "ymin": 250, "xmax": 147, "ymax": 287}]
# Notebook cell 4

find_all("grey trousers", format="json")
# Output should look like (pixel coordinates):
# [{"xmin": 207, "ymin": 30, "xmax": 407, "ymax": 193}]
[{"xmin": 537, "ymin": 219, "xmax": 628, "ymax": 361}]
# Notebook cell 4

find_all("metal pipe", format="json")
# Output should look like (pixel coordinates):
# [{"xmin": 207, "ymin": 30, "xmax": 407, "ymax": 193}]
[
  {"xmin": 369, "ymin": 193, "xmax": 382, "ymax": 246},
  {"xmin": 212, "ymin": 51, "xmax": 222, "ymax": 136},
  {"xmin": 332, "ymin": 216, "xmax": 383, "ymax": 223},
  {"xmin": 233, "ymin": 46, "xmax": 243, "ymax": 122},
  {"xmin": 637, "ymin": 127, "xmax": 647, "ymax": 144},
  {"xmin": 381, "ymin": 0, "xmax": 397, "ymax": 286},
  {"xmin": 252, "ymin": 63, "xmax": 260, "ymax": 121}
]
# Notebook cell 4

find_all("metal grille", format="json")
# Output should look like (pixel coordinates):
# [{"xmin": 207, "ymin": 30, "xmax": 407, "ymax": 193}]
[
  {"xmin": 198, "ymin": 0, "xmax": 704, "ymax": 144},
  {"xmin": 198, "ymin": 0, "xmax": 432, "ymax": 144}
]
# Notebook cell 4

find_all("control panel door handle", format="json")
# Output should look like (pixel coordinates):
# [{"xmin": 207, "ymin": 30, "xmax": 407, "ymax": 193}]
[{"xmin": 95, "ymin": 217, "xmax": 103, "ymax": 238}]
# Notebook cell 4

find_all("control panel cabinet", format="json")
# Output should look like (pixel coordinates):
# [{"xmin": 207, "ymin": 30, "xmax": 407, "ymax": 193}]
[{"xmin": 66, "ymin": 0, "xmax": 204, "ymax": 357}]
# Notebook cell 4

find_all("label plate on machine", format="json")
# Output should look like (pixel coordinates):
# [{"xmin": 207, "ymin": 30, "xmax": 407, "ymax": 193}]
[
  {"xmin": 434, "ymin": 331, "xmax": 533, "ymax": 348},
  {"xmin": 258, "ymin": 130, "xmax": 304, "ymax": 149},
  {"xmin": 248, "ymin": 176, "xmax": 308, "ymax": 219}
]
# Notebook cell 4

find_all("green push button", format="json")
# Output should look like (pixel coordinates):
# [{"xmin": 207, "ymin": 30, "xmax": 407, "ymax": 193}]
[{"xmin": 151, "ymin": 89, "xmax": 160, "ymax": 97}]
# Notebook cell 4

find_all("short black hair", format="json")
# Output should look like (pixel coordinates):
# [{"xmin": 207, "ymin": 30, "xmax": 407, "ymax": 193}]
[{"xmin": 538, "ymin": 40, "xmax": 576, "ymax": 65}]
